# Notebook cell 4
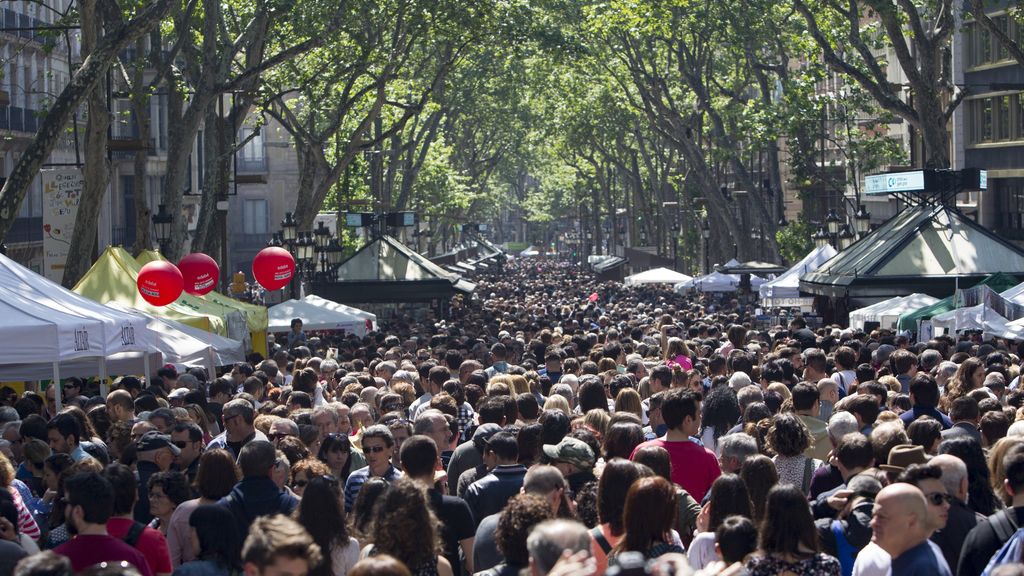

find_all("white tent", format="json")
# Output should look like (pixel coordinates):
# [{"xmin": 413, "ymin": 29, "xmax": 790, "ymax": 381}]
[
  {"xmin": 302, "ymin": 295, "xmax": 378, "ymax": 331},
  {"xmin": 0, "ymin": 252, "xmax": 155, "ymax": 358},
  {"xmin": 936, "ymin": 305, "xmax": 1024, "ymax": 340},
  {"xmin": 694, "ymin": 271, "xmax": 740, "ymax": 293},
  {"xmin": 519, "ymin": 246, "xmax": 540, "ymax": 257},
  {"xmin": 624, "ymin": 267, "xmax": 693, "ymax": 287},
  {"xmin": 0, "ymin": 285, "xmax": 108, "ymax": 366},
  {"xmin": 107, "ymin": 303, "xmax": 245, "ymax": 368},
  {"xmin": 759, "ymin": 245, "xmax": 838, "ymax": 305},
  {"xmin": 849, "ymin": 293, "xmax": 939, "ymax": 330},
  {"xmin": 269, "ymin": 297, "xmax": 377, "ymax": 336},
  {"xmin": 1001, "ymin": 282, "xmax": 1024, "ymax": 304}
]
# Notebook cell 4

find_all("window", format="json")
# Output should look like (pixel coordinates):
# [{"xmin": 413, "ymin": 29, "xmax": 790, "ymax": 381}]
[
  {"xmin": 1002, "ymin": 180, "xmax": 1024, "ymax": 230},
  {"xmin": 1018, "ymin": 93, "xmax": 1024, "ymax": 139},
  {"xmin": 981, "ymin": 98, "xmax": 993, "ymax": 142},
  {"xmin": 243, "ymin": 199, "xmax": 268, "ymax": 235},
  {"xmin": 997, "ymin": 95, "xmax": 1011, "ymax": 140},
  {"xmin": 995, "ymin": 16, "xmax": 1010, "ymax": 61}
]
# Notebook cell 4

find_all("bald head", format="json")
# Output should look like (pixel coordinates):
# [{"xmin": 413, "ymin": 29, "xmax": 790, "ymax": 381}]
[
  {"xmin": 871, "ymin": 483, "xmax": 930, "ymax": 558},
  {"xmin": 931, "ymin": 454, "xmax": 968, "ymax": 501}
]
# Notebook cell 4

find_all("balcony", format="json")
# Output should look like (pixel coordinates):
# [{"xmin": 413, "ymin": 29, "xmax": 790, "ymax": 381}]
[
  {"xmin": 236, "ymin": 155, "xmax": 268, "ymax": 174},
  {"xmin": 111, "ymin": 226, "xmax": 136, "ymax": 248}
]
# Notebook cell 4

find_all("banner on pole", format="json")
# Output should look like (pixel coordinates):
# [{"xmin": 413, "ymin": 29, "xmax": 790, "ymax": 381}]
[{"xmin": 42, "ymin": 168, "xmax": 84, "ymax": 282}]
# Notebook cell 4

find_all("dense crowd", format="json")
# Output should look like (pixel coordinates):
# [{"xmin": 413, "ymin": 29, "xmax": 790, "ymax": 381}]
[{"xmin": 0, "ymin": 259, "xmax": 1023, "ymax": 576}]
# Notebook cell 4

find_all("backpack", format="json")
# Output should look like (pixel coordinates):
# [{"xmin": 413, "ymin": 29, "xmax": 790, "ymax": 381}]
[
  {"xmin": 981, "ymin": 512, "xmax": 1024, "ymax": 576},
  {"xmin": 121, "ymin": 521, "xmax": 147, "ymax": 548}
]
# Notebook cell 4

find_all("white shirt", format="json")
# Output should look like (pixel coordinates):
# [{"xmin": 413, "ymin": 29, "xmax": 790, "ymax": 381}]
[
  {"xmin": 687, "ymin": 532, "xmax": 717, "ymax": 570},
  {"xmin": 851, "ymin": 541, "xmax": 951, "ymax": 576}
]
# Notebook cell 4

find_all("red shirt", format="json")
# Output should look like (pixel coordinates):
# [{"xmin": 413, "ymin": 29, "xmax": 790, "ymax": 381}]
[
  {"xmin": 107, "ymin": 518, "xmax": 173, "ymax": 575},
  {"xmin": 630, "ymin": 438, "xmax": 721, "ymax": 502},
  {"xmin": 54, "ymin": 533, "xmax": 155, "ymax": 576}
]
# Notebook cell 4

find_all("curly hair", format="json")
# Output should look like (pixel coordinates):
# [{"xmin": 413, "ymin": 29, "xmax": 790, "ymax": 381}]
[
  {"xmin": 942, "ymin": 358, "xmax": 984, "ymax": 411},
  {"xmin": 369, "ymin": 478, "xmax": 441, "ymax": 569},
  {"xmin": 767, "ymin": 413, "xmax": 811, "ymax": 457},
  {"xmin": 495, "ymin": 494, "xmax": 554, "ymax": 566}
]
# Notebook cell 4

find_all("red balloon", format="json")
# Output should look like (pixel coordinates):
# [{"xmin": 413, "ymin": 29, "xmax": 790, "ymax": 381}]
[
  {"xmin": 178, "ymin": 253, "xmax": 220, "ymax": 296},
  {"xmin": 252, "ymin": 247, "xmax": 295, "ymax": 291},
  {"xmin": 137, "ymin": 261, "xmax": 184, "ymax": 306}
]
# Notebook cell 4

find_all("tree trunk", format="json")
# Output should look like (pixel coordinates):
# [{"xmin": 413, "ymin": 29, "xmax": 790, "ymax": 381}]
[
  {"xmin": 62, "ymin": 0, "xmax": 111, "ymax": 288},
  {"xmin": 130, "ymin": 36, "xmax": 153, "ymax": 256},
  {"xmin": 0, "ymin": 0, "xmax": 172, "ymax": 240}
]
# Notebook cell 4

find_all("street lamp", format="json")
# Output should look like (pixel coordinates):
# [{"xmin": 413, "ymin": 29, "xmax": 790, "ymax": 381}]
[
  {"xmin": 267, "ymin": 232, "xmax": 282, "ymax": 248},
  {"xmin": 838, "ymin": 224, "xmax": 856, "ymax": 250},
  {"xmin": 813, "ymin": 226, "xmax": 831, "ymax": 249},
  {"xmin": 854, "ymin": 205, "xmax": 872, "ymax": 237},
  {"xmin": 297, "ymin": 232, "xmax": 316, "ymax": 264},
  {"xmin": 314, "ymin": 221, "xmax": 331, "ymax": 252},
  {"xmin": 280, "ymin": 212, "xmax": 298, "ymax": 245},
  {"xmin": 825, "ymin": 208, "xmax": 842, "ymax": 236},
  {"xmin": 152, "ymin": 204, "xmax": 173, "ymax": 252}
]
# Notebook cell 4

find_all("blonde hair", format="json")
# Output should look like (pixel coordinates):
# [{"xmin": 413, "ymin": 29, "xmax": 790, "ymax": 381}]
[
  {"xmin": 877, "ymin": 375, "xmax": 901, "ymax": 393},
  {"xmin": 767, "ymin": 382, "xmax": 791, "ymax": 402},
  {"xmin": 509, "ymin": 375, "xmax": 530, "ymax": 396},
  {"xmin": 543, "ymin": 395, "xmax": 571, "ymax": 417},
  {"xmin": 664, "ymin": 337, "xmax": 691, "ymax": 360},
  {"xmin": 583, "ymin": 409, "xmax": 611, "ymax": 439}
]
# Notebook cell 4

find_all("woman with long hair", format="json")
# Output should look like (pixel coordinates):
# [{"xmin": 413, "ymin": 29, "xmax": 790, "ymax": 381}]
[
  {"xmin": 663, "ymin": 338, "xmax": 693, "ymax": 371},
  {"xmin": 319, "ymin": 433, "xmax": 356, "ymax": 482},
  {"xmin": 613, "ymin": 389, "xmax": 643, "ymax": 421},
  {"xmin": 591, "ymin": 459, "xmax": 644, "ymax": 573},
  {"xmin": 172, "ymin": 505, "xmax": 242, "ymax": 576},
  {"xmin": 687, "ymin": 474, "xmax": 753, "ymax": 570},
  {"xmin": 610, "ymin": 477, "xmax": 684, "ymax": 562},
  {"xmin": 351, "ymin": 477, "xmax": 390, "ymax": 546},
  {"xmin": 296, "ymin": 475, "xmax": 360, "ymax": 576},
  {"xmin": 939, "ymin": 437, "xmax": 1000, "ymax": 516},
  {"xmin": 746, "ymin": 484, "xmax": 840, "ymax": 575},
  {"xmin": 739, "ymin": 455, "xmax": 779, "ymax": 524},
  {"xmin": 367, "ymin": 478, "xmax": 452, "ymax": 576},
  {"xmin": 942, "ymin": 358, "xmax": 985, "ymax": 411},
  {"xmin": 602, "ymin": 422, "xmax": 644, "ymax": 461}
]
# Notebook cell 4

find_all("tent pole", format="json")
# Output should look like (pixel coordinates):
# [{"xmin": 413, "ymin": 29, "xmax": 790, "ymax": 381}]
[
  {"xmin": 53, "ymin": 362, "xmax": 62, "ymax": 412},
  {"xmin": 99, "ymin": 358, "xmax": 109, "ymax": 397}
]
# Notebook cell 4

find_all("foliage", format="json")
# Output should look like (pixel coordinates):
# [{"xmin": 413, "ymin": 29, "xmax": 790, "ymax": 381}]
[{"xmin": 776, "ymin": 215, "xmax": 815, "ymax": 264}]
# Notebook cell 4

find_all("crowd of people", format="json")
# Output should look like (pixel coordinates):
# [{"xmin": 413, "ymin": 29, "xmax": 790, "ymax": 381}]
[{"xmin": 0, "ymin": 259, "xmax": 1022, "ymax": 576}]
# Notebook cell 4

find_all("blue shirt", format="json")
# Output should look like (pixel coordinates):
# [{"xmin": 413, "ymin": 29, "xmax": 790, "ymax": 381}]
[
  {"xmin": 344, "ymin": 465, "xmax": 401, "ymax": 512},
  {"xmin": 892, "ymin": 540, "xmax": 950, "ymax": 576},
  {"xmin": 899, "ymin": 405, "xmax": 953, "ymax": 429}
]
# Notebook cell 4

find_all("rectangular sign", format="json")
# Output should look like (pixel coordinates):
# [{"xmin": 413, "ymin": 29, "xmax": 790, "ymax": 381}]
[
  {"xmin": 864, "ymin": 171, "xmax": 926, "ymax": 195},
  {"xmin": 41, "ymin": 167, "xmax": 84, "ymax": 283}
]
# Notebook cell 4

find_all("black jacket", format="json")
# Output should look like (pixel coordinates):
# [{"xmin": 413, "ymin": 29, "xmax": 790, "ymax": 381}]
[
  {"xmin": 815, "ymin": 499, "xmax": 874, "ymax": 558},
  {"xmin": 464, "ymin": 464, "xmax": 528, "ymax": 525},
  {"xmin": 931, "ymin": 497, "xmax": 981, "ymax": 573},
  {"xmin": 957, "ymin": 506, "xmax": 1024, "ymax": 576},
  {"xmin": 218, "ymin": 476, "xmax": 299, "ymax": 539}
]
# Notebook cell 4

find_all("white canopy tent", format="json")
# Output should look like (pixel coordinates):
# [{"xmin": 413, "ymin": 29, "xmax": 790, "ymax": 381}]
[
  {"xmin": 301, "ymin": 295, "xmax": 378, "ymax": 332},
  {"xmin": 624, "ymin": 267, "xmax": 693, "ymax": 287},
  {"xmin": 849, "ymin": 293, "xmax": 940, "ymax": 331},
  {"xmin": 759, "ymin": 245, "xmax": 838, "ymax": 305},
  {"xmin": 1001, "ymin": 282, "xmax": 1024, "ymax": 304},
  {"xmin": 269, "ymin": 297, "xmax": 377, "ymax": 336},
  {"xmin": 693, "ymin": 271, "xmax": 740, "ymax": 293},
  {"xmin": 935, "ymin": 305, "xmax": 1024, "ymax": 340}
]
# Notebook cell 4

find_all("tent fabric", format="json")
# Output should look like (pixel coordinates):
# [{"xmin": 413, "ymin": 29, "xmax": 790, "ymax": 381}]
[
  {"xmin": 0, "ymin": 252, "xmax": 155, "ymax": 358},
  {"xmin": 136, "ymin": 250, "xmax": 269, "ymax": 355},
  {"xmin": 759, "ymin": 245, "xmax": 838, "ymax": 303},
  {"xmin": 692, "ymin": 271, "xmax": 740, "ymax": 293},
  {"xmin": 624, "ymin": 267, "xmax": 693, "ymax": 286},
  {"xmin": 1002, "ymin": 281, "xmax": 1024, "ymax": 304},
  {"xmin": 0, "ymin": 285, "xmax": 108, "ymax": 365},
  {"xmin": 934, "ymin": 305, "xmax": 1024, "ymax": 341},
  {"xmin": 302, "ymin": 295, "xmax": 377, "ymax": 330},
  {"xmin": 897, "ymin": 273, "xmax": 1021, "ymax": 332},
  {"xmin": 269, "ymin": 297, "xmax": 376, "ymax": 336},
  {"xmin": 849, "ymin": 294, "xmax": 940, "ymax": 330},
  {"xmin": 106, "ymin": 303, "xmax": 245, "ymax": 368}
]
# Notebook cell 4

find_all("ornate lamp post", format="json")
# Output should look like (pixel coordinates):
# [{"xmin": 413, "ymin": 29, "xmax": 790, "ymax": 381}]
[{"xmin": 152, "ymin": 204, "xmax": 173, "ymax": 253}]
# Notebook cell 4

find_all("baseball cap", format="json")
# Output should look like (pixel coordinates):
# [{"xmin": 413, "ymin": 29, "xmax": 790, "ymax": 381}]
[
  {"xmin": 542, "ymin": 437, "xmax": 595, "ymax": 471},
  {"xmin": 136, "ymin": 431, "xmax": 181, "ymax": 455},
  {"xmin": 169, "ymin": 388, "xmax": 190, "ymax": 400}
]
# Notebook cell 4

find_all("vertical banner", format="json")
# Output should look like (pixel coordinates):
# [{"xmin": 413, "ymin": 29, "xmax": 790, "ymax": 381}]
[{"xmin": 42, "ymin": 168, "xmax": 84, "ymax": 282}]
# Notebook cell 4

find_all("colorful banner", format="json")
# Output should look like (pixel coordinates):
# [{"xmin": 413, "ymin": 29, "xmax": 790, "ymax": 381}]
[{"xmin": 42, "ymin": 167, "xmax": 84, "ymax": 282}]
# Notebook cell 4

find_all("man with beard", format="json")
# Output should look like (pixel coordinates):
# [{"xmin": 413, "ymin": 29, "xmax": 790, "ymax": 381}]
[{"xmin": 53, "ymin": 471, "xmax": 153, "ymax": 576}]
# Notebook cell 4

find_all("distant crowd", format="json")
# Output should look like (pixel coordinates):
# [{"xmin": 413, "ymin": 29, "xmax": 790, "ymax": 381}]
[{"xmin": 0, "ymin": 258, "xmax": 1022, "ymax": 576}]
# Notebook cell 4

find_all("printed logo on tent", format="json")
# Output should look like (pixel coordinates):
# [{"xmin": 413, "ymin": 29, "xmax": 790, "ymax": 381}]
[
  {"xmin": 74, "ymin": 328, "xmax": 91, "ymax": 352},
  {"xmin": 120, "ymin": 324, "xmax": 136, "ymax": 347}
]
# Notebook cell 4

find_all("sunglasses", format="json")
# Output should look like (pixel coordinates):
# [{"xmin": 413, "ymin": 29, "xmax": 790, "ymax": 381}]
[
  {"xmin": 364, "ymin": 445, "xmax": 387, "ymax": 454},
  {"xmin": 269, "ymin": 432, "xmax": 292, "ymax": 440},
  {"xmin": 925, "ymin": 492, "xmax": 953, "ymax": 506},
  {"xmin": 172, "ymin": 441, "xmax": 190, "ymax": 449}
]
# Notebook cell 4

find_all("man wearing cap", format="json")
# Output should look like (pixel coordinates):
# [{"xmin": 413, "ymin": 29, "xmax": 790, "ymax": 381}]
[
  {"xmin": 167, "ymin": 388, "xmax": 190, "ymax": 408},
  {"xmin": 207, "ymin": 398, "xmax": 267, "ymax": 459},
  {"xmin": 541, "ymin": 437, "xmax": 596, "ymax": 497},
  {"xmin": 465, "ymin": 431, "xmax": 527, "ymax": 525},
  {"xmin": 448, "ymin": 422, "xmax": 503, "ymax": 496},
  {"xmin": 134, "ymin": 431, "xmax": 180, "ymax": 524}
]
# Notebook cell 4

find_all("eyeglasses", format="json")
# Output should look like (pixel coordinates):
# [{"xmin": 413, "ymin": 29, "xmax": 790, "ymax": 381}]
[
  {"xmin": 364, "ymin": 445, "xmax": 387, "ymax": 454},
  {"xmin": 172, "ymin": 441, "xmax": 189, "ymax": 449},
  {"xmin": 925, "ymin": 492, "xmax": 953, "ymax": 506}
]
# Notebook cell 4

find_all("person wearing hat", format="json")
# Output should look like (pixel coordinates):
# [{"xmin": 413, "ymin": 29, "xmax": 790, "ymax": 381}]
[
  {"xmin": 167, "ymin": 388, "xmax": 190, "ymax": 408},
  {"xmin": 465, "ymin": 432, "xmax": 527, "ymax": 526},
  {"xmin": 879, "ymin": 444, "xmax": 930, "ymax": 478},
  {"xmin": 133, "ymin": 431, "xmax": 180, "ymax": 524},
  {"xmin": 448, "ymin": 420, "xmax": 503, "ymax": 497},
  {"xmin": 541, "ymin": 437, "xmax": 595, "ymax": 497}
]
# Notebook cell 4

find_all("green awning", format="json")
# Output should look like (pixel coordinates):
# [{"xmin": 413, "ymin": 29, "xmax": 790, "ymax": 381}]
[{"xmin": 896, "ymin": 272, "xmax": 1021, "ymax": 331}]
